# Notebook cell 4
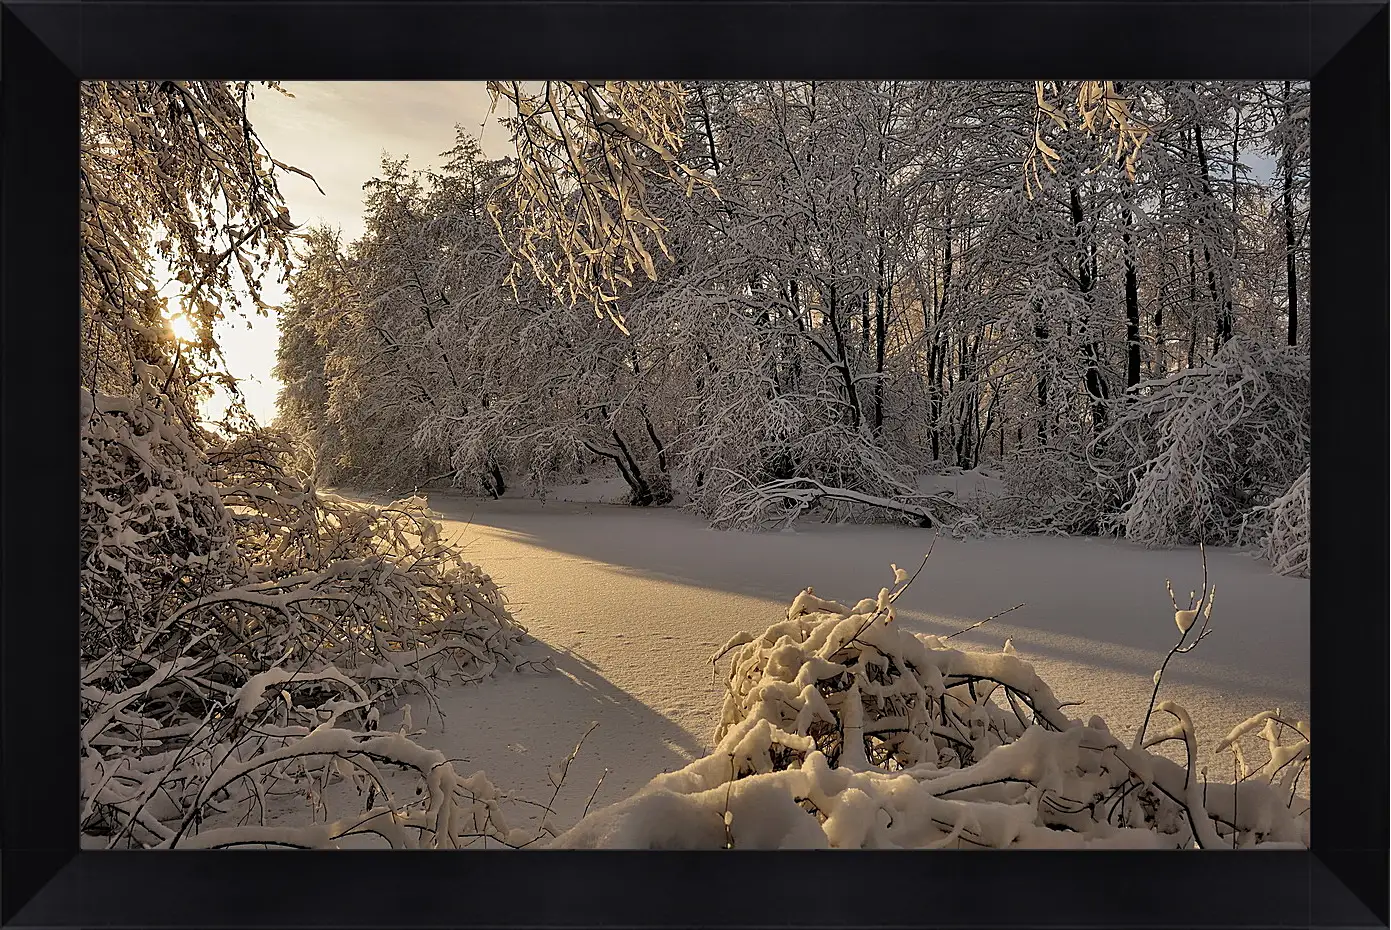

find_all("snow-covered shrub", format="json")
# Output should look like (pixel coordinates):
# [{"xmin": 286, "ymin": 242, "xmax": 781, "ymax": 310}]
[
  {"xmin": 709, "ymin": 584, "xmax": 1072, "ymax": 767},
  {"xmin": 989, "ymin": 438, "xmax": 1112, "ymax": 535},
  {"xmin": 81, "ymin": 387, "xmax": 241, "ymax": 656},
  {"xmin": 1240, "ymin": 466, "xmax": 1310, "ymax": 577},
  {"xmin": 1098, "ymin": 339, "xmax": 1310, "ymax": 546},
  {"xmin": 156, "ymin": 728, "xmax": 531, "ymax": 849},
  {"xmin": 80, "ymin": 393, "xmax": 529, "ymax": 847},
  {"xmin": 553, "ymin": 569, "xmax": 1309, "ymax": 849}
]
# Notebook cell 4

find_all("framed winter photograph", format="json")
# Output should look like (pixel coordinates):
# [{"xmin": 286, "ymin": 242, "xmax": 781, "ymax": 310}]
[{"xmin": 3, "ymin": 1, "xmax": 1386, "ymax": 928}]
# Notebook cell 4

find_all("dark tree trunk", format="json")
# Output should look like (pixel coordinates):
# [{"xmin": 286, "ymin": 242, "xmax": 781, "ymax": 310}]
[
  {"xmin": 1112, "ymin": 89, "xmax": 1142, "ymax": 386},
  {"xmin": 860, "ymin": 291, "xmax": 871, "ymax": 354},
  {"xmin": 928, "ymin": 336, "xmax": 942, "ymax": 460},
  {"xmin": 626, "ymin": 349, "xmax": 670, "ymax": 477},
  {"xmin": 1193, "ymin": 120, "xmax": 1233, "ymax": 347},
  {"xmin": 1033, "ymin": 302, "xmax": 1050, "ymax": 444},
  {"xmin": 695, "ymin": 82, "xmax": 721, "ymax": 173},
  {"xmin": 955, "ymin": 405, "xmax": 970, "ymax": 468},
  {"xmin": 786, "ymin": 279, "xmax": 804, "ymax": 389},
  {"xmin": 958, "ymin": 330, "xmax": 985, "ymax": 469},
  {"xmin": 611, "ymin": 429, "xmax": 653, "ymax": 506},
  {"xmin": 825, "ymin": 282, "xmax": 862, "ymax": 431},
  {"xmin": 1122, "ymin": 188, "xmax": 1142, "ymax": 388},
  {"xmin": 1070, "ymin": 185, "xmax": 1110, "ymax": 432},
  {"xmin": 642, "ymin": 414, "xmax": 668, "ymax": 474},
  {"xmin": 931, "ymin": 213, "xmax": 954, "ymax": 460},
  {"xmin": 586, "ymin": 406, "xmax": 654, "ymax": 507}
]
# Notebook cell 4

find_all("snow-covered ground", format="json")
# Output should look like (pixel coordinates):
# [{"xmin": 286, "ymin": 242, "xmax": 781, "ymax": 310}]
[{"xmin": 372, "ymin": 491, "xmax": 1310, "ymax": 835}]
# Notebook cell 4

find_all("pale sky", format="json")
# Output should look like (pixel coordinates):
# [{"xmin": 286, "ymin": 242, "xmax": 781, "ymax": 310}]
[{"xmin": 207, "ymin": 82, "xmax": 513, "ymax": 424}]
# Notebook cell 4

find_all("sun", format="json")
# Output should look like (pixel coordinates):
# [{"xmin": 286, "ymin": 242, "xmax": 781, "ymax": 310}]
[{"xmin": 167, "ymin": 313, "xmax": 197, "ymax": 344}]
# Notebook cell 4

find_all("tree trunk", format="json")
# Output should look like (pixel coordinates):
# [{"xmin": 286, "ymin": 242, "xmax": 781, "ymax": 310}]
[
  {"xmin": 1122, "ymin": 185, "xmax": 1142, "ymax": 388},
  {"xmin": 873, "ymin": 240, "xmax": 887, "ymax": 435},
  {"xmin": 825, "ymin": 282, "xmax": 862, "ymax": 431},
  {"xmin": 860, "ymin": 291, "xmax": 871, "ymax": 354},
  {"xmin": 1033, "ymin": 302, "xmax": 1049, "ymax": 445},
  {"xmin": 586, "ymin": 405, "xmax": 654, "ymax": 507},
  {"xmin": 1193, "ymin": 121, "xmax": 1233, "ymax": 347},
  {"xmin": 626, "ymin": 350, "xmax": 670, "ymax": 477},
  {"xmin": 787, "ymin": 279, "xmax": 805, "ymax": 389},
  {"xmin": 1070, "ymin": 184, "xmax": 1110, "ymax": 433},
  {"xmin": 1114, "ymin": 80, "xmax": 1142, "ymax": 389},
  {"xmin": 642, "ymin": 413, "xmax": 668, "ymax": 474},
  {"xmin": 695, "ymin": 82, "xmax": 721, "ymax": 173},
  {"xmin": 607, "ymin": 434, "xmax": 652, "ymax": 506},
  {"xmin": 488, "ymin": 461, "xmax": 506, "ymax": 498},
  {"xmin": 931, "ymin": 213, "xmax": 954, "ymax": 459}
]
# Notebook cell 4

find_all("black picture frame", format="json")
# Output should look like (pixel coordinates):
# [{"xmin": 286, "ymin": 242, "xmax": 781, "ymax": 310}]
[{"xmin": 3, "ymin": 2, "xmax": 1386, "ymax": 927}]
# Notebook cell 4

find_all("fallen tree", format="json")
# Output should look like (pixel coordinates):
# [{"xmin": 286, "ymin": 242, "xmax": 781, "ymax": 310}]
[{"xmin": 710, "ymin": 474, "xmax": 966, "ymax": 532}]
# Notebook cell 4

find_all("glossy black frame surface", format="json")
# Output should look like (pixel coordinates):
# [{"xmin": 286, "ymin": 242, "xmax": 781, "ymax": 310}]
[{"xmin": 2, "ymin": 2, "xmax": 1386, "ymax": 927}]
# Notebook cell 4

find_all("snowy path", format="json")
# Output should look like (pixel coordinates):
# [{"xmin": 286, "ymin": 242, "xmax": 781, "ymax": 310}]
[{"xmin": 395, "ymin": 495, "xmax": 1310, "ymax": 831}]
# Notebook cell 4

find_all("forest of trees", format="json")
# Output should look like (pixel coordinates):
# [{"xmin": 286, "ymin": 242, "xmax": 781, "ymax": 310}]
[
  {"xmin": 273, "ymin": 80, "xmax": 1310, "ymax": 570},
  {"xmin": 76, "ymin": 80, "xmax": 1312, "ymax": 851}
]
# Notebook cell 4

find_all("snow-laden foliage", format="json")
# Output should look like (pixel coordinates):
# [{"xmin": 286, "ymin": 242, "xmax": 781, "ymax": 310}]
[
  {"xmin": 81, "ymin": 81, "xmax": 300, "ymax": 408},
  {"xmin": 273, "ymin": 82, "xmax": 1311, "ymax": 576},
  {"xmin": 81, "ymin": 384, "xmax": 240, "ymax": 655},
  {"xmin": 157, "ymin": 730, "xmax": 530, "ymax": 850},
  {"xmin": 988, "ymin": 439, "xmax": 1111, "ymax": 536},
  {"xmin": 553, "ymin": 567, "xmax": 1309, "ymax": 849},
  {"xmin": 1241, "ymin": 466, "xmax": 1310, "ymax": 577},
  {"xmin": 1027, "ymin": 81, "xmax": 1152, "ymax": 196},
  {"xmin": 486, "ymin": 81, "xmax": 714, "ymax": 331},
  {"xmin": 80, "ymin": 390, "xmax": 529, "ymax": 847},
  {"xmin": 1097, "ymin": 339, "xmax": 1310, "ymax": 546}
]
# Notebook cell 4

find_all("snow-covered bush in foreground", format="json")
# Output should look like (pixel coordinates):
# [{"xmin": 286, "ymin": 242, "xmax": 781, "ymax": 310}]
[
  {"xmin": 1240, "ymin": 466, "xmax": 1310, "ymax": 578},
  {"xmin": 157, "ymin": 729, "xmax": 529, "ymax": 849},
  {"xmin": 80, "ymin": 389, "xmax": 530, "ymax": 847},
  {"xmin": 553, "ymin": 566, "xmax": 1309, "ymax": 849}
]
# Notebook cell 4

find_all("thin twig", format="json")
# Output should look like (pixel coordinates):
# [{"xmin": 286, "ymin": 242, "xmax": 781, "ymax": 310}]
[
  {"xmin": 582, "ymin": 767, "xmax": 610, "ymax": 819},
  {"xmin": 944, "ymin": 603, "xmax": 1025, "ymax": 641},
  {"xmin": 534, "ymin": 721, "xmax": 600, "ymax": 841},
  {"xmin": 1134, "ymin": 543, "xmax": 1213, "ymax": 751}
]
